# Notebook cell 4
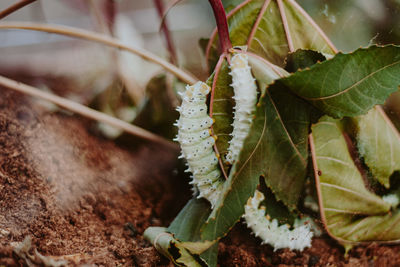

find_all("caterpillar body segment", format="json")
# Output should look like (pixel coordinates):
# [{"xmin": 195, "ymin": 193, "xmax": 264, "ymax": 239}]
[
  {"xmin": 174, "ymin": 82, "xmax": 223, "ymax": 208},
  {"xmin": 243, "ymin": 190, "xmax": 313, "ymax": 251},
  {"xmin": 226, "ymin": 52, "xmax": 259, "ymax": 164}
]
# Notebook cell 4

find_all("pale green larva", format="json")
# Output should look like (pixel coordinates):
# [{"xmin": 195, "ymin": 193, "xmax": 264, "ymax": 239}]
[
  {"xmin": 174, "ymin": 82, "xmax": 223, "ymax": 208},
  {"xmin": 243, "ymin": 190, "xmax": 313, "ymax": 251},
  {"xmin": 226, "ymin": 52, "xmax": 258, "ymax": 164}
]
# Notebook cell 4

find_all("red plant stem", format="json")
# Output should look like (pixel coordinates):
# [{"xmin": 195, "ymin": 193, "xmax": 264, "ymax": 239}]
[
  {"xmin": 205, "ymin": 0, "xmax": 250, "ymax": 72},
  {"xmin": 208, "ymin": 0, "xmax": 232, "ymax": 54},
  {"xmin": 0, "ymin": 0, "xmax": 37, "ymax": 20},
  {"xmin": 154, "ymin": 0, "xmax": 177, "ymax": 65},
  {"xmin": 103, "ymin": 0, "xmax": 116, "ymax": 34}
]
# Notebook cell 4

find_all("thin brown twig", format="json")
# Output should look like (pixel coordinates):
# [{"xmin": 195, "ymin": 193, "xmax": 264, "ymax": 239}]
[
  {"xmin": 277, "ymin": 0, "xmax": 294, "ymax": 53},
  {"xmin": 0, "ymin": 75, "xmax": 177, "ymax": 149},
  {"xmin": 154, "ymin": 0, "xmax": 178, "ymax": 65},
  {"xmin": 0, "ymin": 0, "xmax": 37, "ymax": 20},
  {"xmin": 247, "ymin": 0, "xmax": 271, "ymax": 46},
  {"xmin": 159, "ymin": 0, "xmax": 182, "ymax": 29},
  {"xmin": 0, "ymin": 21, "xmax": 198, "ymax": 85}
]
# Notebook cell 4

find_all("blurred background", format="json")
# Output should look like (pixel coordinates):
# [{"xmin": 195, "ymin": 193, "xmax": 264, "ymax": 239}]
[
  {"xmin": 1, "ymin": 0, "xmax": 400, "ymax": 138},
  {"xmin": 2, "ymin": 0, "xmax": 400, "ymax": 80}
]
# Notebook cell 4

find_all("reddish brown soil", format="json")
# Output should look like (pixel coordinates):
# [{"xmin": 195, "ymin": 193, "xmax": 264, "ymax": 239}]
[{"xmin": 0, "ymin": 85, "xmax": 400, "ymax": 266}]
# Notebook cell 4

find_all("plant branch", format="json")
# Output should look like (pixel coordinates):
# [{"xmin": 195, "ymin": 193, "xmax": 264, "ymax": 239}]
[
  {"xmin": 205, "ymin": 0, "xmax": 250, "ymax": 71},
  {"xmin": 0, "ymin": 21, "xmax": 198, "ymax": 85},
  {"xmin": 0, "ymin": 0, "xmax": 37, "ymax": 20},
  {"xmin": 154, "ymin": 0, "xmax": 177, "ymax": 65},
  {"xmin": 208, "ymin": 0, "xmax": 232, "ymax": 54},
  {"xmin": 0, "ymin": 75, "xmax": 178, "ymax": 149}
]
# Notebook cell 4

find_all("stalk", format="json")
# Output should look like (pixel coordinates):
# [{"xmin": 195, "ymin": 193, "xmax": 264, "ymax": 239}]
[{"xmin": 208, "ymin": 0, "xmax": 232, "ymax": 54}]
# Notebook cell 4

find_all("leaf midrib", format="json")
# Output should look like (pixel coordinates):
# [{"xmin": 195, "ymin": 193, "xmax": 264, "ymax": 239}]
[{"xmin": 300, "ymin": 60, "xmax": 400, "ymax": 101}]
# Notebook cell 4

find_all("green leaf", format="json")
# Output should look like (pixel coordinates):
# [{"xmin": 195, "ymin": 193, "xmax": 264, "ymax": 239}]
[
  {"xmin": 168, "ymin": 198, "xmax": 211, "ymax": 242},
  {"xmin": 143, "ymin": 227, "xmax": 204, "ymax": 267},
  {"xmin": 284, "ymin": 49, "xmax": 326, "ymax": 73},
  {"xmin": 280, "ymin": 46, "xmax": 400, "ymax": 118},
  {"xmin": 206, "ymin": 60, "xmax": 234, "ymax": 171},
  {"xmin": 201, "ymin": 80, "xmax": 319, "ymax": 241},
  {"xmin": 222, "ymin": 0, "xmax": 243, "ymax": 9},
  {"xmin": 207, "ymin": 54, "xmax": 291, "ymax": 172},
  {"xmin": 206, "ymin": 0, "xmax": 336, "ymax": 69},
  {"xmin": 310, "ymin": 116, "xmax": 400, "ymax": 245},
  {"xmin": 167, "ymin": 198, "xmax": 217, "ymax": 266},
  {"xmin": 258, "ymin": 179, "xmax": 296, "ymax": 225},
  {"xmin": 247, "ymin": 54, "xmax": 289, "ymax": 95},
  {"xmin": 351, "ymin": 107, "xmax": 400, "ymax": 188}
]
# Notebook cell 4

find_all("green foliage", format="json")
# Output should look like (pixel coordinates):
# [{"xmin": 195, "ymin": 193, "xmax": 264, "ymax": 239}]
[
  {"xmin": 146, "ymin": 1, "xmax": 400, "ymax": 265},
  {"xmin": 207, "ymin": 0, "xmax": 336, "ymax": 69},
  {"xmin": 279, "ymin": 46, "xmax": 400, "ymax": 118},
  {"xmin": 145, "ymin": 199, "xmax": 217, "ymax": 267},
  {"xmin": 284, "ymin": 49, "xmax": 326, "ymax": 73},
  {"xmin": 144, "ymin": 227, "xmax": 205, "ymax": 267},
  {"xmin": 311, "ymin": 116, "xmax": 400, "ymax": 245},
  {"xmin": 206, "ymin": 60, "xmax": 234, "ymax": 170},
  {"xmin": 351, "ymin": 107, "xmax": 400, "ymax": 188},
  {"xmin": 201, "ymin": 69, "xmax": 318, "ymax": 241}
]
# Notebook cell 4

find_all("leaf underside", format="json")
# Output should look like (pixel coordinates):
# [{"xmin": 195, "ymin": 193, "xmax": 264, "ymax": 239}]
[
  {"xmin": 207, "ymin": 60, "xmax": 234, "ymax": 171},
  {"xmin": 352, "ymin": 107, "xmax": 400, "ymax": 188},
  {"xmin": 311, "ymin": 116, "xmax": 400, "ymax": 244}
]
